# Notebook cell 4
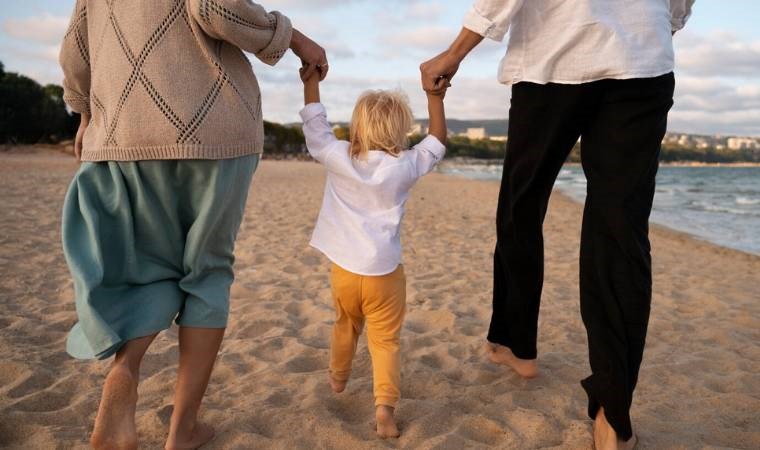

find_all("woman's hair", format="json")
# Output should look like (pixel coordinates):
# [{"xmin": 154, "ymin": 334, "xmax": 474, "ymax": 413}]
[{"xmin": 349, "ymin": 89, "xmax": 414, "ymax": 159}]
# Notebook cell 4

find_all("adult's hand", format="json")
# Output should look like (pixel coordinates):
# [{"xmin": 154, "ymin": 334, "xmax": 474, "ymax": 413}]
[
  {"xmin": 421, "ymin": 28, "xmax": 485, "ymax": 95},
  {"xmin": 290, "ymin": 29, "xmax": 328, "ymax": 81},
  {"xmin": 420, "ymin": 50, "xmax": 461, "ymax": 96},
  {"xmin": 74, "ymin": 113, "xmax": 90, "ymax": 161}
]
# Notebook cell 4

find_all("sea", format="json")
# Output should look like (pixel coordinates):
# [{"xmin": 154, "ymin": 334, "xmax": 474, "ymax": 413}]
[{"xmin": 439, "ymin": 163, "xmax": 760, "ymax": 256}]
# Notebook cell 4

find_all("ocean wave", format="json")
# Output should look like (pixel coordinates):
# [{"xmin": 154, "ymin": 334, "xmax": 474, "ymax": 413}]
[
  {"xmin": 690, "ymin": 201, "xmax": 760, "ymax": 216},
  {"xmin": 736, "ymin": 196, "xmax": 760, "ymax": 205}
]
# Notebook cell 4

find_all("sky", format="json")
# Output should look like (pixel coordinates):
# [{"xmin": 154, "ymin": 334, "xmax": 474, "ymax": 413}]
[{"xmin": 1, "ymin": 0, "xmax": 759, "ymax": 136}]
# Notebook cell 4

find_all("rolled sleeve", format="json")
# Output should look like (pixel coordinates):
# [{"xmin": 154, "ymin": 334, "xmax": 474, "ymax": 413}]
[
  {"xmin": 670, "ymin": 0, "xmax": 695, "ymax": 33},
  {"xmin": 63, "ymin": 91, "xmax": 91, "ymax": 115},
  {"xmin": 411, "ymin": 135, "xmax": 447, "ymax": 178},
  {"xmin": 254, "ymin": 11, "xmax": 292, "ymax": 66},
  {"xmin": 300, "ymin": 102, "xmax": 338, "ymax": 162},
  {"xmin": 299, "ymin": 102, "xmax": 326, "ymax": 123},
  {"xmin": 189, "ymin": 0, "xmax": 293, "ymax": 66},
  {"xmin": 463, "ymin": 0, "xmax": 526, "ymax": 42}
]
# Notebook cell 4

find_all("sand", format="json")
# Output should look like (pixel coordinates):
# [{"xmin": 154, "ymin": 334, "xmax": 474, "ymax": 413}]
[{"xmin": 0, "ymin": 149, "xmax": 758, "ymax": 449}]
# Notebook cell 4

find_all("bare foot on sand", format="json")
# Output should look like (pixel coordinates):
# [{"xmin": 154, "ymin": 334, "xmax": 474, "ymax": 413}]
[
  {"xmin": 328, "ymin": 374, "xmax": 347, "ymax": 393},
  {"xmin": 376, "ymin": 405, "xmax": 400, "ymax": 438},
  {"xmin": 485, "ymin": 342, "xmax": 538, "ymax": 378},
  {"xmin": 90, "ymin": 364, "xmax": 139, "ymax": 450},
  {"xmin": 594, "ymin": 408, "xmax": 638, "ymax": 450},
  {"xmin": 165, "ymin": 422, "xmax": 215, "ymax": 450}
]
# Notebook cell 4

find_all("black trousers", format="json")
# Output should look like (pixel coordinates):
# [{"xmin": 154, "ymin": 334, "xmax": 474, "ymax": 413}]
[{"xmin": 487, "ymin": 73, "xmax": 675, "ymax": 440}]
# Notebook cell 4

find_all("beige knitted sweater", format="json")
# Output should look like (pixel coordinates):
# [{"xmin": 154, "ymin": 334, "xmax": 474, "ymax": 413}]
[{"xmin": 60, "ymin": 0, "xmax": 292, "ymax": 161}]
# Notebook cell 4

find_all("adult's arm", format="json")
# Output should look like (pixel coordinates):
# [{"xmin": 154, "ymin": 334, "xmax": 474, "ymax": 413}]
[
  {"xmin": 420, "ymin": 0, "xmax": 526, "ymax": 94},
  {"xmin": 59, "ymin": 0, "xmax": 91, "ymax": 116},
  {"xmin": 188, "ymin": 0, "xmax": 293, "ymax": 66},
  {"xmin": 670, "ymin": 0, "xmax": 696, "ymax": 34}
]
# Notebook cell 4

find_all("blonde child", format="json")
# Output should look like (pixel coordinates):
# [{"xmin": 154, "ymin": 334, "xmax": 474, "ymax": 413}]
[{"xmin": 299, "ymin": 67, "xmax": 448, "ymax": 437}]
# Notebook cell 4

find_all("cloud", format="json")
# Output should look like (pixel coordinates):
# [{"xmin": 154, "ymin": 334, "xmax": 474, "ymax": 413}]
[
  {"xmin": 669, "ymin": 76, "xmax": 760, "ymax": 135},
  {"xmin": 1, "ymin": 4, "xmax": 758, "ymax": 136},
  {"xmin": 2, "ymin": 13, "xmax": 69, "ymax": 46},
  {"xmin": 675, "ymin": 30, "xmax": 760, "ymax": 79}
]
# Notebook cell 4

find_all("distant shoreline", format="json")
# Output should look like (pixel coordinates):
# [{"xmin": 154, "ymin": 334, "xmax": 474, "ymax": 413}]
[
  {"xmin": 439, "ymin": 157, "xmax": 760, "ymax": 168},
  {"xmin": 3, "ymin": 145, "xmax": 760, "ymax": 167}
]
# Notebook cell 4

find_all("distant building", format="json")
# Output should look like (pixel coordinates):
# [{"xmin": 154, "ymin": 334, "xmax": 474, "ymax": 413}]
[
  {"xmin": 490, "ymin": 135, "xmax": 508, "ymax": 142},
  {"xmin": 464, "ymin": 127, "xmax": 487, "ymax": 140},
  {"xmin": 677, "ymin": 134, "xmax": 692, "ymax": 147},
  {"xmin": 409, "ymin": 123, "xmax": 426, "ymax": 136},
  {"xmin": 727, "ymin": 137, "xmax": 760, "ymax": 150}
]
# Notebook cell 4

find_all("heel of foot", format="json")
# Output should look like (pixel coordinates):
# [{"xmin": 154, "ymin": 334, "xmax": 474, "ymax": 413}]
[
  {"xmin": 91, "ymin": 365, "xmax": 139, "ymax": 450},
  {"xmin": 329, "ymin": 374, "xmax": 347, "ymax": 393},
  {"xmin": 375, "ymin": 405, "xmax": 400, "ymax": 439},
  {"xmin": 485, "ymin": 342, "xmax": 539, "ymax": 379}
]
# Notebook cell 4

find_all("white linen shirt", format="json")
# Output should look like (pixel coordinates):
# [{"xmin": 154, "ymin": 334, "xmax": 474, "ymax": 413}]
[
  {"xmin": 464, "ymin": 0, "xmax": 695, "ymax": 85},
  {"xmin": 300, "ymin": 103, "xmax": 446, "ymax": 276}
]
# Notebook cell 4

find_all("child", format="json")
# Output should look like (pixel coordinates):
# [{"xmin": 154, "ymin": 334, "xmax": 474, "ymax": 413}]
[{"xmin": 299, "ymin": 66, "xmax": 448, "ymax": 438}]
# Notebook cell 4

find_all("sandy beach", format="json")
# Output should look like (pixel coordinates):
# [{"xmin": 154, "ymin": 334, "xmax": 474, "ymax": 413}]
[{"xmin": 0, "ymin": 149, "xmax": 758, "ymax": 449}]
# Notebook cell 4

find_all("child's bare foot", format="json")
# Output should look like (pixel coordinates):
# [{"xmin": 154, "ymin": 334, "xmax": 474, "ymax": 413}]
[
  {"xmin": 594, "ymin": 408, "xmax": 638, "ymax": 450},
  {"xmin": 329, "ymin": 374, "xmax": 347, "ymax": 393},
  {"xmin": 375, "ymin": 405, "xmax": 400, "ymax": 438},
  {"xmin": 165, "ymin": 422, "xmax": 215, "ymax": 450},
  {"xmin": 485, "ymin": 342, "xmax": 538, "ymax": 378},
  {"xmin": 90, "ymin": 364, "xmax": 139, "ymax": 450}
]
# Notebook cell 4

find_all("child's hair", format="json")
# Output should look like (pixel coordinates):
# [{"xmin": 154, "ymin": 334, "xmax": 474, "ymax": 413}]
[{"xmin": 349, "ymin": 89, "xmax": 414, "ymax": 159}]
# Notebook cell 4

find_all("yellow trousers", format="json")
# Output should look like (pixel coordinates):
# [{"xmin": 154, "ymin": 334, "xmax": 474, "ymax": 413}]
[{"xmin": 329, "ymin": 264, "xmax": 406, "ymax": 407}]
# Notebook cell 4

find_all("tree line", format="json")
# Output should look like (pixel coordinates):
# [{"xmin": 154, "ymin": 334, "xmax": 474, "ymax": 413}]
[
  {"xmin": 0, "ymin": 62, "xmax": 79, "ymax": 145},
  {"xmin": 1, "ymin": 61, "xmax": 757, "ymax": 163}
]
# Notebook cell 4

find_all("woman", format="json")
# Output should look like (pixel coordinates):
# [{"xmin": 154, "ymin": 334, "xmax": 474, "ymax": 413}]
[{"xmin": 59, "ymin": 1, "xmax": 327, "ymax": 448}]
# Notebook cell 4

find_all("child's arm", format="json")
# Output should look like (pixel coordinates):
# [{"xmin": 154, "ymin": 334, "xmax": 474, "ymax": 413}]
[
  {"xmin": 303, "ymin": 67, "xmax": 321, "ymax": 105},
  {"xmin": 426, "ymin": 86, "xmax": 447, "ymax": 145},
  {"xmin": 299, "ymin": 67, "xmax": 337, "ymax": 163},
  {"xmin": 409, "ymin": 84, "xmax": 448, "ymax": 178}
]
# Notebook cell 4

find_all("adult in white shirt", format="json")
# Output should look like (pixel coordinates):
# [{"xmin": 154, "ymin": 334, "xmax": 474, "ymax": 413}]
[{"xmin": 420, "ymin": 1, "xmax": 694, "ymax": 449}]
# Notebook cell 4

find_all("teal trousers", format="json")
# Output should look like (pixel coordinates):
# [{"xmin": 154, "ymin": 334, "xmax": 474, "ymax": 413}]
[{"xmin": 62, "ymin": 155, "xmax": 258, "ymax": 359}]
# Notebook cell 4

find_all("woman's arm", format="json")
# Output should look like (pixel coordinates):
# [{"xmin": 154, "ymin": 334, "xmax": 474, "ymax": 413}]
[
  {"xmin": 59, "ymin": 0, "xmax": 91, "ymax": 116},
  {"xmin": 188, "ymin": 0, "xmax": 293, "ymax": 66}
]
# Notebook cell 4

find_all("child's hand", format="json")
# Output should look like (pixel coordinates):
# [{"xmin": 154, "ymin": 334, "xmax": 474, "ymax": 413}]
[
  {"xmin": 426, "ymin": 76, "xmax": 450, "ymax": 100},
  {"xmin": 300, "ymin": 62, "xmax": 324, "ymax": 84},
  {"xmin": 302, "ymin": 62, "xmax": 322, "ymax": 105}
]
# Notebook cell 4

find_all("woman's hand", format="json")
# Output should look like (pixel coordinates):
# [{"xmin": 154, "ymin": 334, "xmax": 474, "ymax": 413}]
[
  {"xmin": 290, "ymin": 29, "xmax": 328, "ymax": 82},
  {"xmin": 74, "ymin": 113, "xmax": 90, "ymax": 161}
]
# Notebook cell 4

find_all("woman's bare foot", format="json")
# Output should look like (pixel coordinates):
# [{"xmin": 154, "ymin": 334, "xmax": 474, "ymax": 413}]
[
  {"xmin": 165, "ymin": 422, "xmax": 215, "ymax": 450},
  {"xmin": 594, "ymin": 408, "xmax": 638, "ymax": 450},
  {"xmin": 90, "ymin": 364, "xmax": 139, "ymax": 450},
  {"xmin": 375, "ymin": 405, "xmax": 400, "ymax": 438},
  {"xmin": 485, "ymin": 342, "xmax": 538, "ymax": 378},
  {"xmin": 329, "ymin": 374, "xmax": 347, "ymax": 393}
]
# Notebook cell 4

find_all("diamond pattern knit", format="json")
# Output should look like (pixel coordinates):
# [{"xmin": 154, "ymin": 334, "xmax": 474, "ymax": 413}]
[{"xmin": 60, "ymin": 0, "xmax": 292, "ymax": 161}]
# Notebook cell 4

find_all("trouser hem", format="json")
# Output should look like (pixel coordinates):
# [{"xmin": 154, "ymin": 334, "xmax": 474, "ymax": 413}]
[
  {"xmin": 375, "ymin": 396, "xmax": 398, "ymax": 408},
  {"xmin": 486, "ymin": 335, "xmax": 537, "ymax": 360}
]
